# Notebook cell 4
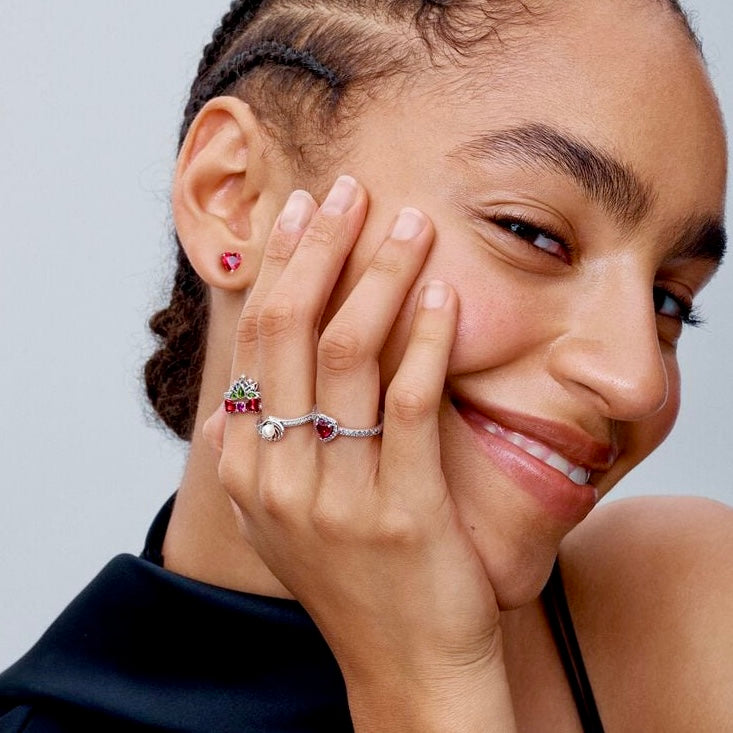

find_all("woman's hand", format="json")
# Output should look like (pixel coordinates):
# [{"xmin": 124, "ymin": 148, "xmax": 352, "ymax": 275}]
[{"xmin": 206, "ymin": 175, "xmax": 516, "ymax": 731}]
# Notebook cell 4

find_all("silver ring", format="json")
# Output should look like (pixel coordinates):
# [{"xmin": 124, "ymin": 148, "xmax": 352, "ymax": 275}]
[
  {"xmin": 257, "ymin": 412, "xmax": 315, "ymax": 442},
  {"xmin": 312, "ymin": 411, "xmax": 384, "ymax": 443}
]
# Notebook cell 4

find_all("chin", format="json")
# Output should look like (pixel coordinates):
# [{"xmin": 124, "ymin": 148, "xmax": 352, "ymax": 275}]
[
  {"xmin": 438, "ymin": 397, "xmax": 596, "ymax": 609},
  {"xmin": 458, "ymin": 497, "xmax": 565, "ymax": 609}
]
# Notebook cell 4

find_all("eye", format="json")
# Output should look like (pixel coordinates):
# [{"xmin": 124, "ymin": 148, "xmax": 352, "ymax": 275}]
[
  {"xmin": 653, "ymin": 286, "xmax": 703, "ymax": 327},
  {"xmin": 494, "ymin": 216, "xmax": 569, "ymax": 261}
]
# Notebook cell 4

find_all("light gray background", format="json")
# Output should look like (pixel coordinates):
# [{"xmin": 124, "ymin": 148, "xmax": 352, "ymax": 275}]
[{"xmin": 1, "ymin": 1, "xmax": 732, "ymax": 670}]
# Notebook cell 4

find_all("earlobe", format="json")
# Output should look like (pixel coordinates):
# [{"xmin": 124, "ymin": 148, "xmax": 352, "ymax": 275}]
[{"xmin": 172, "ymin": 97, "xmax": 266, "ymax": 291}]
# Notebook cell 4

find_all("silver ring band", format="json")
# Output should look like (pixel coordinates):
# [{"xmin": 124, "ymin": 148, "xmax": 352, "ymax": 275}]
[
  {"xmin": 257, "ymin": 412, "xmax": 315, "ymax": 442},
  {"xmin": 312, "ymin": 411, "xmax": 384, "ymax": 443}
]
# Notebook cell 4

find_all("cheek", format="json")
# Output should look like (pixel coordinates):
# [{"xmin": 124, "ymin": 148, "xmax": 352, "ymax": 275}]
[{"xmin": 378, "ymin": 252, "xmax": 555, "ymax": 388}]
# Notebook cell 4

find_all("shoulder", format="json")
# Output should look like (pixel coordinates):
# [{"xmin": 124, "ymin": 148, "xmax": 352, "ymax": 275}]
[{"xmin": 560, "ymin": 495, "xmax": 733, "ymax": 730}]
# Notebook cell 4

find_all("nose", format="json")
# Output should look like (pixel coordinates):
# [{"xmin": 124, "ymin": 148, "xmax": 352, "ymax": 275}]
[{"xmin": 547, "ymin": 274, "xmax": 669, "ymax": 422}]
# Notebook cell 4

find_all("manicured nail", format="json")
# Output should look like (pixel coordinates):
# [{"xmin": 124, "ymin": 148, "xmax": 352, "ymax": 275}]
[
  {"xmin": 279, "ymin": 190, "xmax": 315, "ymax": 232},
  {"xmin": 391, "ymin": 207, "xmax": 427, "ymax": 240},
  {"xmin": 422, "ymin": 280, "xmax": 449, "ymax": 309},
  {"xmin": 320, "ymin": 175, "xmax": 358, "ymax": 215}
]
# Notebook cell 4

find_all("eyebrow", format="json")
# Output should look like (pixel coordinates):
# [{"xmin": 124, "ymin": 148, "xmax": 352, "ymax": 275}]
[
  {"xmin": 665, "ymin": 214, "xmax": 727, "ymax": 265},
  {"xmin": 450, "ymin": 122, "xmax": 726, "ymax": 264}
]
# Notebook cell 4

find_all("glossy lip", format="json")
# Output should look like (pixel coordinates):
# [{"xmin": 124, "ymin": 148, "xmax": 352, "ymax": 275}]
[{"xmin": 449, "ymin": 393, "xmax": 618, "ymax": 525}]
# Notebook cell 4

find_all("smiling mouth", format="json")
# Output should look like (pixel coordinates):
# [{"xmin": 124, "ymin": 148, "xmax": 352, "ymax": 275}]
[{"xmin": 476, "ymin": 417, "xmax": 592, "ymax": 486}]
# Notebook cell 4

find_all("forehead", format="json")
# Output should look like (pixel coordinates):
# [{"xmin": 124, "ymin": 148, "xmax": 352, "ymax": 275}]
[{"xmin": 379, "ymin": 0, "xmax": 726, "ymax": 224}]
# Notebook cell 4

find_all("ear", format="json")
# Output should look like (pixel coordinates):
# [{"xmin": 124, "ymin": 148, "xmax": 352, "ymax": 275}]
[{"xmin": 172, "ymin": 97, "xmax": 268, "ymax": 291}]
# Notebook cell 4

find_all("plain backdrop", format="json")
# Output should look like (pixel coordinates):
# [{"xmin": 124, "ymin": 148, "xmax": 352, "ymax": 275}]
[{"xmin": 1, "ymin": 0, "xmax": 732, "ymax": 670}]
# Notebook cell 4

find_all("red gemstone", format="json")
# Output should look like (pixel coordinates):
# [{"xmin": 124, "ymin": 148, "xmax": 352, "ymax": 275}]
[
  {"xmin": 245, "ymin": 397, "xmax": 261, "ymax": 413},
  {"xmin": 315, "ymin": 418, "xmax": 335, "ymax": 440},
  {"xmin": 220, "ymin": 252, "xmax": 242, "ymax": 272},
  {"xmin": 224, "ymin": 399, "xmax": 237, "ymax": 414}
]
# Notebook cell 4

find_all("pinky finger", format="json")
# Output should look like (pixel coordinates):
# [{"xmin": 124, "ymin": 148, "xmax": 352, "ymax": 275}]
[{"xmin": 380, "ymin": 280, "xmax": 458, "ymax": 501}]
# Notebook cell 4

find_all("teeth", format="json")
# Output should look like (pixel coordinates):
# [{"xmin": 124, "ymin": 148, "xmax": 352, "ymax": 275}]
[
  {"xmin": 569, "ymin": 466, "xmax": 591, "ymax": 486},
  {"xmin": 545, "ymin": 453, "xmax": 572, "ymax": 476},
  {"xmin": 482, "ymin": 419, "xmax": 590, "ymax": 485},
  {"xmin": 525, "ymin": 443, "xmax": 548, "ymax": 460},
  {"xmin": 506, "ymin": 432, "xmax": 526, "ymax": 448}
]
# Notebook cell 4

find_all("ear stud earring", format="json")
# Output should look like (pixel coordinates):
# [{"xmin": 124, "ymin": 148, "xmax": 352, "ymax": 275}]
[{"xmin": 220, "ymin": 252, "xmax": 242, "ymax": 272}]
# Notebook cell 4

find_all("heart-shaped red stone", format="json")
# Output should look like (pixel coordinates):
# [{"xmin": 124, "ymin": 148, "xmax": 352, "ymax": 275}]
[
  {"xmin": 221, "ymin": 252, "xmax": 242, "ymax": 272},
  {"xmin": 315, "ymin": 417, "xmax": 335, "ymax": 440}
]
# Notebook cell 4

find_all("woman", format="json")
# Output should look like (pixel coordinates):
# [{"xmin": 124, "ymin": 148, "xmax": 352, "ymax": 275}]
[{"xmin": 1, "ymin": 0, "xmax": 731, "ymax": 730}]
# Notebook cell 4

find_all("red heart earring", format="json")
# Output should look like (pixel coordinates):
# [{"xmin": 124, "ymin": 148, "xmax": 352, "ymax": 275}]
[{"xmin": 220, "ymin": 252, "xmax": 242, "ymax": 272}]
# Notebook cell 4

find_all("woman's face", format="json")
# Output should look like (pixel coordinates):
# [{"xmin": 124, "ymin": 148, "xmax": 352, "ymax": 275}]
[{"xmin": 295, "ymin": 1, "xmax": 726, "ymax": 606}]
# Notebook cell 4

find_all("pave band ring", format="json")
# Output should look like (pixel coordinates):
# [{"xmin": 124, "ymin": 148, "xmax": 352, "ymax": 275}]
[
  {"xmin": 312, "ymin": 411, "xmax": 384, "ymax": 443},
  {"xmin": 257, "ymin": 412, "xmax": 316, "ymax": 442},
  {"xmin": 224, "ymin": 375, "xmax": 262, "ymax": 414}
]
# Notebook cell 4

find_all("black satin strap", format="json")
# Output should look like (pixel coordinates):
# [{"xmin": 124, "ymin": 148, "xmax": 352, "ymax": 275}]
[{"xmin": 541, "ymin": 560, "xmax": 605, "ymax": 733}]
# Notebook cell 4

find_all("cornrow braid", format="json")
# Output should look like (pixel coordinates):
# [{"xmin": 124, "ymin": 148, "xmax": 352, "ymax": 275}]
[
  {"xmin": 145, "ymin": 0, "xmax": 704, "ymax": 441},
  {"xmin": 196, "ymin": 0, "xmax": 266, "ymax": 78},
  {"xmin": 189, "ymin": 40, "xmax": 343, "ymax": 127}
]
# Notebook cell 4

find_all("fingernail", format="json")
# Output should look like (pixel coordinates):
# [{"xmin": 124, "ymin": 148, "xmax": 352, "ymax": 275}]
[
  {"xmin": 279, "ymin": 190, "xmax": 315, "ymax": 232},
  {"xmin": 422, "ymin": 280, "xmax": 449, "ymax": 309},
  {"xmin": 391, "ymin": 207, "xmax": 427, "ymax": 240},
  {"xmin": 320, "ymin": 175, "xmax": 358, "ymax": 215}
]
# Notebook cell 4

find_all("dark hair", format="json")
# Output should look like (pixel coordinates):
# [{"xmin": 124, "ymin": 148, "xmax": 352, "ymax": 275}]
[{"xmin": 144, "ymin": 0, "xmax": 700, "ymax": 441}]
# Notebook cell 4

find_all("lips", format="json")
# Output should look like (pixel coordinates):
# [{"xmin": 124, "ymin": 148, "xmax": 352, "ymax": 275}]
[
  {"xmin": 449, "ymin": 393, "xmax": 617, "ymax": 523},
  {"xmin": 481, "ymin": 418, "xmax": 591, "ymax": 485}
]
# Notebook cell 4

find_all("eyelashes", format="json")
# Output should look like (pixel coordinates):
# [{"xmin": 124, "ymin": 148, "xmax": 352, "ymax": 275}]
[
  {"xmin": 488, "ymin": 212, "xmax": 705, "ymax": 329},
  {"xmin": 653, "ymin": 287, "xmax": 705, "ymax": 328},
  {"xmin": 492, "ymin": 214, "xmax": 572, "ymax": 263}
]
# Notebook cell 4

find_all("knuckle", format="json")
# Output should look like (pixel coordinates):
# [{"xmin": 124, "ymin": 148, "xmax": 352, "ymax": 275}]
[
  {"xmin": 386, "ymin": 384, "xmax": 431, "ymax": 424},
  {"xmin": 318, "ymin": 324, "xmax": 365, "ymax": 374},
  {"xmin": 302, "ymin": 218, "xmax": 341, "ymax": 251},
  {"xmin": 258, "ymin": 481, "xmax": 297, "ymax": 521},
  {"xmin": 265, "ymin": 234, "xmax": 296, "ymax": 265},
  {"xmin": 412, "ymin": 328, "xmax": 445, "ymax": 349},
  {"xmin": 257, "ymin": 297, "xmax": 298, "ymax": 340},
  {"xmin": 376, "ymin": 506, "xmax": 422, "ymax": 547},
  {"xmin": 310, "ymin": 497, "xmax": 351, "ymax": 539},
  {"xmin": 217, "ymin": 453, "xmax": 249, "ymax": 499},
  {"xmin": 367, "ymin": 251, "xmax": 403, "ymax": 278},
  {"xmin": 236, "ymin": 307, "xmax": 259, "ymax": 348}
]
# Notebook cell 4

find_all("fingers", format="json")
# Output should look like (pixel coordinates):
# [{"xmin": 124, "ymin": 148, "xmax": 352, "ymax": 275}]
[
  {"xmin": 316, "ymin": 208, "xmax": 433, "ymax": 430},
  {"xmin": 230, "ymin": 188, "xmax": 318, "ymax": 384},
  {"xmin": 221, "ymin": 189, "xmax": 317, "ymax": 502},
  {"xmin": 380, "ymin": 280, "xmax": 458, "ymax": 505},
  {"xmin": 256, "ymin": 175, "xmax": 368, "ymax": 418}
]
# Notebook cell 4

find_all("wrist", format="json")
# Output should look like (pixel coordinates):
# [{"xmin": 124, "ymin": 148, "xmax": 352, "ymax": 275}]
[{"xmin": 341, "ymin": 631, "xmax": 517, "ymax": 732}]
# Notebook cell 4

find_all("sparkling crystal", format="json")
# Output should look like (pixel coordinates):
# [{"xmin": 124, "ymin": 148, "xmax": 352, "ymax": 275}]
[
  {"xmin": 220, "ymin": 252, "xmax": 242, "ymax": 272},
  {"xmin": 315, "ymin": 417, "xmax": 336, "ymax": 441},
  {"xmin": 224, "ymin": 399, "xmax": 237, "ymax": 414},
  {"xmin": 246, "ymin": 397, "xmax": 262, "ymax": 413}
]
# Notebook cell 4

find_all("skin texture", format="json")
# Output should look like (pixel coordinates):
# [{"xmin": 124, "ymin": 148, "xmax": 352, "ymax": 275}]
[{"xmin": 161, "ymin": 0, "xmax": 732, "ymax": 729}]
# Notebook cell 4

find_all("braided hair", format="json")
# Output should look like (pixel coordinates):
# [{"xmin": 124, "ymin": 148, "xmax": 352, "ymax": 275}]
[{"xmin": 144, "ymin": 0, "xmax": 701, "ymax": 441}]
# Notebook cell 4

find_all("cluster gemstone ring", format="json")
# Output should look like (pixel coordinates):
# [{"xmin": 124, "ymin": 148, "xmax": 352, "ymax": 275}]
[{"xmin": 224, "ymin": 375, "xmax": 262, "ymax": 414}]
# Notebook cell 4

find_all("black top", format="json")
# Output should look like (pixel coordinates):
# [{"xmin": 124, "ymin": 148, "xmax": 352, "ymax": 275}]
[{"xmin": 0, "ymin": 496, "xmax": 602, "ymax": 732}]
